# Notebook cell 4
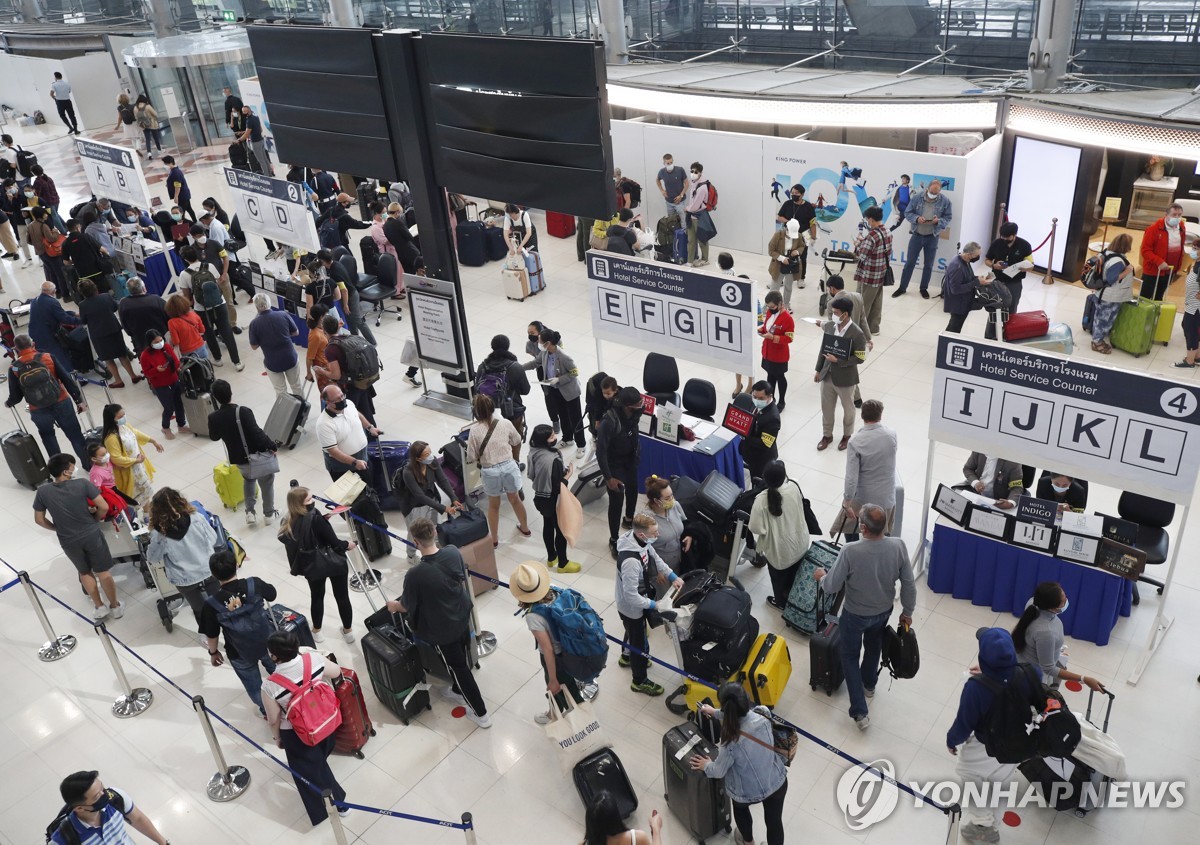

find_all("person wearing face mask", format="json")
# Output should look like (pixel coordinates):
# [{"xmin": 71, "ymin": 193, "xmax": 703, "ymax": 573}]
[
  {"xmin": 138, "ymin": 329, "xmax": 189, "ymax": 439},
  {"xmin": 984, "ymin": 221, "xmax": 1032, "ymax": 318},
  {"xmin": 503, "ymin": 202, "xmax": 539, "ymax": 254},
  {"xmin": 26, "ymin": 205, "xmax": 65, "ymax": 296},
  {"xmin": 643, "ymin": 475, "xmax": 690, "ymax": 573},
  {"xmin": 100, "ymin": 402, "xmax": 163, "ymax": 513},
  {"xmin": 49, "ymin": 770, "xmax": 170, "ymax": 845},
  {"xmin": 87, "ymin": 443, "xmax": 138, "ymax": 525},
  {"xmin": 161, "ymin": 154, "xmax": 195, "ymax": 222},
  {"xmin": 526, "ymin": 320, "xmax": 561, "ymax": 434},
  {"xmin": 683, "ymin": 161, "xmax": 714, "ymax": 267},
  {"xmin": 0, "ymin": 177, "xmax": 34, "ymax": 266},
  {"xmin": 316, "ymin": 384, "xmax": 381, "ymax": 482},
  {"xmin": 1140, "ymin": 202, "xmax": 1188, "ymax": 301},
  {"xmin": 941, "ymin": 242, "xmax": 993, "ymax": 334},
  {"xmin": 123, "ymin": 206, "xmax": 159, "ymax": 241},
  {"xmin": 656, "ymin": 152, "xmax": 689, "ymax": 227},
  {"xmin": 478, "ymin": 334, "xmax": 532, "ymax": 439},
  {"xmin": 1086, "ymin": 233, "xmax": 1134, "ymax": 355},
  {"xmin": 189, "ymin": 223, "xmax": 238, "ymax": 332},
  {"xmin": 528, "ymin": 425, "xmax": 581, "ymax": 573},
  {"xmin": 1013, "ymin": 582, "xmax": 1106, "ymax": 692},
  {"xmin": 77, "ymin": 278, "xmax": 143, "ymax": 388},
  {"xmin": 1175, "ymin": 240, "xmax": 1200, "ymax": 368},
  {"xmin": 852, "ymin": 206, "xmax": 892, "ymax": 335},
  {"xmin": 597, "ymin": 386, "xmax": 644, "ymax": 558},
  {"xmin": 398, "ymin": 440, "xmax": 463, "ymax": 561},
  {"xmin": 118, "ymin": 277, "xmax": 169, "ymax": 355},
  {"xmin": 1034, "ymin": 472, "xmax": 1088, "ymax": 512},
  {"xmin": 893, "ymin": 179, "xmax": 952, "ymax": 299},
  {"xmin": 320, "ymin": 192, "xmax": 370, "ymax": 250},
  {"xmin": 775, "ymin": 183, "xmax": 817, "ymax": 238},
  {"xmin": 523, "ymin": 328, "xmax": 586, "ymax": 458},
  {"xmin": 278, "ymin": 487, "xmax": 357, "ymax": 645},
  {"xmin": 615, "ymin": 512, "xmax": 682, "ymax": 696},
  {"xmin": 814, "ymin": 298, "xmax": 867, "ymax": 452},
  {"xmin": 766, "ymin": 219, "xmax": 807, "ymax": 309},
  {"xmin": 758, "ymin": 290, "xmax": 795, "ymax": 411},
  {"xmin": 741, "ymin": 380, "xmax": 781, "ymax": 480},
  {"xmin": 208, "ymin": 379, "xmax": 279, "ymax": 526}
]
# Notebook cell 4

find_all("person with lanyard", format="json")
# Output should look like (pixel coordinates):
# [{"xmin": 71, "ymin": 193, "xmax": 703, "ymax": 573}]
[
  {"xmin": 758, "ymin": 290, "xmax": 794, "ymax": 411},
  {"xmin": 643, "ymin": 475, "xmax": 689, "ymax": 573},
  {"xmin": 523, "ymin": 327, "xmax": 586, "ymax": 459},
  {"xmin": 740, "ymin": 380, "xmax": 781, "ymax": 480},
  {"xmin": 814, "ymin": 297, "xmax": 867, "ymax": 453},
  {"xmin": 774, "ymin": 182, "xmax": 817, "ymax": 238}
]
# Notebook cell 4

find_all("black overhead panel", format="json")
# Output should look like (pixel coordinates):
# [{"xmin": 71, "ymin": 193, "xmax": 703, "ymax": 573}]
[
  {"xmin": 417, "ymin": 33, "xmax": 615, "ymax": 220},
  {"xmin": 247, "ymin": 25, "xmax": 398, "ymax": 180}
]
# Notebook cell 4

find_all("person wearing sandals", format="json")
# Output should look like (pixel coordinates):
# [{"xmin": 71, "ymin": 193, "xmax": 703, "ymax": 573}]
[
  {"xmin": 690, "ymin": 683, "xmax": 789, "ymax": 845},
  {"xmin": 1088, "ymin": 233, "xmax": 1134, "ymax": 355},
  {"xmin": 528, "ymin": 424, "xmax": 581, "ymax": 573},
  {"xmin": 466, "ymin": 393, "xmax": 531, "ymax": 548},
  {"xmin": 397, "ymin": 440, "xmax": 463, "ymax": 560}
]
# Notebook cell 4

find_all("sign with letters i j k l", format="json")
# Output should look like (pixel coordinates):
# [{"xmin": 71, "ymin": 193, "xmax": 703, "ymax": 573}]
[
  {"xmin": 586, "ymin": 251, "xmax": 755, "ymax": 375},
  {"xmin": 931, "ymin": 336, "xmax": 1200, "ymax": 504},
  {"xmin": 223, "ymin": 167, "xmax": 320, "ymax": 255}
]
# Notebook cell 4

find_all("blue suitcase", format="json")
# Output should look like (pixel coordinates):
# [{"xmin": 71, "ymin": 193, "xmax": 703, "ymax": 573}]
[
  {"xmin": 673, "ymin": 227, "xmax": 688, "ymax": 263},
  {"xmin": 484, "ymin": 226, "xmax": 508, "ymax": 261},
  {"xmin": 524, "ymin": 250, "xmax": 545, "ymax": 294},
  {"xmin": 456, "ymin": 221, "xmax": 487, "ymax": 266}
]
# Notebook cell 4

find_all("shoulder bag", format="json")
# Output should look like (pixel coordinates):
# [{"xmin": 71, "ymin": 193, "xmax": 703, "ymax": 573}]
[
  {"xmin": 235, "ymin": 405, "xmax": 280, "ymax": 480},
  {"xmin": 464, "ymin": 420, "xmax": 497, "ymax": 494},
  {"xmin": 739, "ymin": 719, "xmax": 799, "ymax": 767},
  {"xmin": 292, "ymin": 512, "xmax": 347, "ymax": 579}
]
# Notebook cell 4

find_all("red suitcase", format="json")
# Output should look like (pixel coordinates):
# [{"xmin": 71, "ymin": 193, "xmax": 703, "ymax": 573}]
[
  {"xmin": 332, "ymin": 667, "xmax": 375, "ymax": 758},
  {"xmin": 1004, "ymin": 310, "xmax": 1050, "ymax": 341},
  {"xmin": 546, "ymin": 211, "xmax": 576, "ymax": 238}
]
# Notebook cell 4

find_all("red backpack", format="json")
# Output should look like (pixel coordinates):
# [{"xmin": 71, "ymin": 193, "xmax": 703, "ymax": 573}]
[{"xmin": 269, "ymin": 654, "xmax": 342, "ymax": 746}]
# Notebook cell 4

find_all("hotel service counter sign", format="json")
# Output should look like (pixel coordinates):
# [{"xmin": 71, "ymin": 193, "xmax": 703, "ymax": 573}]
[
  {"xmin": 931, "ymin": 336, "xmax": 1200, "ymax": 503},
  {"xmin": 587, "ymin": 251, "xmax": 755, "ymax": 374}
]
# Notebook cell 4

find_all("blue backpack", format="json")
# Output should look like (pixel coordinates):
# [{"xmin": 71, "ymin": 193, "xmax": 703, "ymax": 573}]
[
  {"xmin": 205, "ymin": 580, "xmax": 273, "ymax": 658},
  {"xmin": 530, "ymin": 588, "xmax": 609, "ymax": 683}
]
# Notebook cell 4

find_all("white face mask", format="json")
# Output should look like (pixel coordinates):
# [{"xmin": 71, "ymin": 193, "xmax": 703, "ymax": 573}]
[
  {"xmin": 151, "ymin": 341, "xmax": 164, "ymax": 350},
  {"xmin": 927, "ymin": 191, "xmax": 937, "ymax": 200},
  {"xmin": 1051, "ymin": 482, "xmax": 1070, "ymax": 494},
  {"xmin": 196, "ymin": 236, "xmax": 207, "ymax": 245},
  {"xmin": 664, "ymin": 163, "xmax": 674, "ymax": 171},
  {"xmin": 96, "ymin": 455, "xmax": 110, "ymax": 465}
]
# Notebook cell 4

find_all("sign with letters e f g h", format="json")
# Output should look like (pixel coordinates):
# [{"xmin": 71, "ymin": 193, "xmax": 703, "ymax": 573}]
[
  {"xmin": 587, "ymin": 251, "xmax": 755, "ymax": 374},
  {"xmin": 931, "ymin": 336, "xmax": 1200, "ymax": 504}
]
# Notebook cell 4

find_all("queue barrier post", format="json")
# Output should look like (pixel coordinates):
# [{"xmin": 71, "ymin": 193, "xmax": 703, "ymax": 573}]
[
  {"xmin": 1043, "ymin": 217, "xmax": 1058, "ymax": 284},
  {"xmin": 461, "ymin": 812, "xmax": 477, "ymax": 845},
  {"xmin": 192, "ymin": 695, "xmax": 251, "ymax": 802},
  {"xmin": 324, "ymin": 790, "xmax": 350, "ymax": 845},
  {"xmin": 19, "ymin": 571, "xmax": 77, "ymax": 662},
  {"xmin": 94, "ymin": 623, "xmax": 153, "ymax": 718},
  {"xmin": 944, "ymin": 803, "xmax": 962, "ymax": 845}
]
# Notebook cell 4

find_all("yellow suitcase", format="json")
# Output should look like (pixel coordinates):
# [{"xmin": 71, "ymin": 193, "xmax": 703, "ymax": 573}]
[{"xmin": 740, "ymin": 633, "xmax": 792, "ymax": 707}]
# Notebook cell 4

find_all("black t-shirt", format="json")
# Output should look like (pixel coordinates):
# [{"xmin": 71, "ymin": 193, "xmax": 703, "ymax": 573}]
[
  {"xmin": 306, "ymin": 274, "xmax": 337, "ymax": 307},
  {"xmin": 224, "ymin": 94, "xmax": 243, "ymax": 123},
  {"xmin": 400, "ymin": 548, "xmax": 472, "ymax": 645},
  {"xmin": 986, "ymin": 236, "xmax": 1033, "ymax": 284},
  {"xmin": 777, "ymin": 198, "xmax": 816, "ymax": 232},
  {"xmin": 199, "ymin": 577, "xmax": 278, "ymax": 660},
  {"xmin": 244, "ymin": 114, "xmax": 263, "ymax": 143}
]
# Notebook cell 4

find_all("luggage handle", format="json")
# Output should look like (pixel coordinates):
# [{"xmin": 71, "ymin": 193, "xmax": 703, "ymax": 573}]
[
  {"xmin": 1085, "ymin": 686, "xmax": 1115, "ymax": 733},
  {"xmin": 9, "ymin": 404, "xmax": 29, "ymax": 435}
]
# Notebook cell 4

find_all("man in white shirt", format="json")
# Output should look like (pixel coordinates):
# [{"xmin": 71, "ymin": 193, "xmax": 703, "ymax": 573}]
[
  {"xmin": 316, "ymin": 384, "xmax": 381, "ymax": 481},
  {"xmin": 199, "ymin": 210, "xmax": 230, "ymax": 247},
  {"xmin": 50, "ymin": 72, "xmax": 80, "ymax": 134},
  {"xmin": 962, "ymin": 452, "xmax": 1025, "ymax": 509}
]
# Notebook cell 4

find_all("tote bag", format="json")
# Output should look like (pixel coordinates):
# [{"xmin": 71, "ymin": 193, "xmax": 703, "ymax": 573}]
[
  {"xmin": 557, "ymin": 482, "xmax": 583, "ymax": 547},
  {"xmin": 543, "ymin": 695, "xmax": 611, "ymax": 774}
]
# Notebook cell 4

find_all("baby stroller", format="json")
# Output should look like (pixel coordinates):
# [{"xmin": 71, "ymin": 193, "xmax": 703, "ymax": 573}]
[{"xmin": 821, "ymin": 248, "xmax": 857, "ymax": 289}]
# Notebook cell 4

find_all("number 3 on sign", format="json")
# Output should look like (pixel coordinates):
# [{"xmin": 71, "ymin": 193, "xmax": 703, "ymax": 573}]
[
  {"xmin": 720, "ymin": 283, "xmax": 742, "ymax": 307},
  {"xmin": 1160, "ymin": 387, "xmax": 1198, "ymax": 418}
]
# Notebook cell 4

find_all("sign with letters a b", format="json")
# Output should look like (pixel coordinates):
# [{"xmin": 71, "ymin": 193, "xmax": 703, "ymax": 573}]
[
  {"xmin": 586, "ymin": 251, "xmax": 754, "ymax": 374},
  {"xmin": 75, "ymin": 138, "xmax": 153, "ymax": 209},
  {"xmin": 223, "ymin": 167, "xmax": 320, "ymax": 254},
  {"xmin": 931, "ymin": 336, "xmax": 1200, "ymax": 504}
]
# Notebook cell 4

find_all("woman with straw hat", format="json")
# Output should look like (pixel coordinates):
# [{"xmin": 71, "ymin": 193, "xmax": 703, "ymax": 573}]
[{"xmin": 510, "ymin": 560, "xmax": 588, "ymax": 725}]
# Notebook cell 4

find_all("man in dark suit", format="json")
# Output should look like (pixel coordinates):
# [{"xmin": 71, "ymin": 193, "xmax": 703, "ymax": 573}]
[
  {"xmin": 118, "ymin": 277, "xmax": 168, "ymax": 354},
  {"xmin": 815, "ymin": 297, "xmax": 867, "ymax": 451},
  {"xmin": 963, "ymin": 452, "xmax": 1026, "ymax": 509},
  {"xmin": 740, "ymin": 380, "xmax": 781, "ymax": 481},
  {"xmin": 27, "ymin": 281, "xmax": 79, "ymax": 364}
]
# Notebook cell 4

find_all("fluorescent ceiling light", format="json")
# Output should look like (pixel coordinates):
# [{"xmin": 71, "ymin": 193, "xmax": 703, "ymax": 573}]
[
  {"xmin": 607, "ymin": 84, "xmax": 998, "ymax": 129},
  {"xmin": 1007, "ymin": 105, "xmax": 1200, "ymax": 160}
]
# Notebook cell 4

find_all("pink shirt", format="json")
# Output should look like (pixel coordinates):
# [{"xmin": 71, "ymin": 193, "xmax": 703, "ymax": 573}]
[
  {"xmin": 89, "ymin": 462, "xmax": 116, "ymax": 489},
  {"xmin": 685, "ymin": 181, "xmax": 710, "ymax": 214}
]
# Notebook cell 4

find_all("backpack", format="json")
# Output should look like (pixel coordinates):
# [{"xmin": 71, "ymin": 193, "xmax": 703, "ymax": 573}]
[
  {"xmin": 43, "ymin": 227, "xmax": 64, "ymax": 258},
  {"xmin": 318, "ymin": 215, "xmax": 341, "ymax": 250},
  {"xmin": 331, "ymin": 335, "xmax": 380, "ymax": 389},
  {"xmin": 530, "ymin": 588, "xmax": 610, "ymax": 683},
  {"xmin": 620, "ymin": 177, "xmax": 642, "ymax": 209},
  {"xmin": 179, "ymin": 353, "xmax": 214, "ymax": 395},
  {"xmin": 696, "ymin": 180, "xmax": 718, "ymax": 212},
  {"xmin": 15, "ymin": 146, "xmax": 37, "ymax": 178},
  {"xmin": 268, "ymin": 653, "xmax": 343, "ymax": 746},
  {"xmin": 46, "ymin": 790, "xmax": 127, "ymax": 845},
  {"xmin": 135, "ymin": 106, "xmax": 153, "ymax": 129},
  {"xmin": 1083, "ymin": 251, "xmax": 1125, "ymax": 291},
  {"xmin": 880, "ymin": 622, "xmax": 920, "ymax": 680},
  {"xmin": 359, "ymin": 235, "xmax": 381, "ymax": 275},
  {"xmin": 15, "ymin": 353, "xmax": 62, "ymax": 408},
  {"xmin": 474, "ymin": 365, "xmax": 513, "ymax": 418},
  {"xmin": 118, "ymin": 104, "xmax": 135, "ymax": 125},
  {"xmin": 204, "ymin": 580, "xmax": 272, "ymax": 659},
  {"xmin": 191, "ymin": 264, "xmax": 223, "ymax": 309},
  {"xmin": 972, "ymin": 663, "xmax": 1080, "ymax": 763}
]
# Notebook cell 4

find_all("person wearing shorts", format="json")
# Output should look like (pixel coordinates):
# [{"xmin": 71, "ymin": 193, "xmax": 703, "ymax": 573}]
[
  {"xmin": 466, "ymin": 393, "xmax": 531, "ymax": 548},
  {"xmin": 1174, "ymin": 242, "xmax": 1200, "ymax": 369},
  {"xmin": 33, "ymin": 453, "xmax": 124, "ymax": 620}
]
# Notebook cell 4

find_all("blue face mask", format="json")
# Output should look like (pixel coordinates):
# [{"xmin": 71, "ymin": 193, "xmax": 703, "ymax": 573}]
[
  {"xmin": 117, "ymin": 417, "xmax": 129, "ymax": 426},
  {"xmin": 752, "ymin": 397, "xmax": 768, "ymax": 410},
  {"xmin": 1053, "ymin": 598, "xmax": 1069, "ymax": 615}
]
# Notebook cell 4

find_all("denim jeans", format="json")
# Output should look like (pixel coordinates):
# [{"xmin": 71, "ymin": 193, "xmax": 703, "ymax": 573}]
[
  {"xmin": 898, "ymin": 231, "xmax": 939, "ymax": 292},
  {"xmin": 230, "ymin": 652, "xmax": 276, "ymax": 711},
  {"xmin": 30, "ymin": 396, "xmax": 89, "ymax": 469},
  {"xmin": 838, "ymin": 608, "xmax": 892, "ymax": 719}
]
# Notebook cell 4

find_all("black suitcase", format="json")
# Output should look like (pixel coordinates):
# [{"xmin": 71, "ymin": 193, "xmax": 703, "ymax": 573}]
[
  {"xmin": 569, "ymin": 457, "xmax": 606, "ymax": 506},
  {"xmin": 809, "ymin": 616, "xmax": 844, "ymax": 695},
  {"xmin": 361, "ymin": 624, "xmax": 431, "ymax": 724},
  {"xmin": 682, "ymin": 585, "xmax": 758, "ymax": 683},
  {"xmin": 351, "ymin": 488, "xmax": 392, "ymax": 560},
  {"xmin": 436, "ymin": 507, "xmax": 489, "ymax": 548},
  {"xmin": 356, "ymin": 181, "xmax": 377, "ymax": 219},
  {"xmin": 663, "ymin": 721, "xmax": 732, "ymax": 843},
  {"xmin": 3, "ymin": 409, "xmax": 48, "ymax": 489},
  {"xmin": 455, "ymin": 221, "xmax": 488, "ymax": 267},
  {"xmin": 270, "ymin": 603, "xmax": 316, "ymax": 648},
  {"xmin": 229, "ymin": 263, "xmax": 255, "ymax": 301},
  {"xmin": 484, "ymin": 226, "xmax": 507, "ymax": 261},
  {"xmin": 694, "ymin": 470, "xmax": 740, "ymax": 525},
  {"xmin": 574, "ymin": 748, "xmax": 638, "ymax": 818}
]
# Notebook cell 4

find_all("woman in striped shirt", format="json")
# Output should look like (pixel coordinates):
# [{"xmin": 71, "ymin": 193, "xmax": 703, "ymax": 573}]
[{"xmin": 1174, "ymin": 241, "xmax": 1200, "ymax": 369}]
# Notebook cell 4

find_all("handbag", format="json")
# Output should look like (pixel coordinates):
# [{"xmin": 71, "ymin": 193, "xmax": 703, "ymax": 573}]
[
  {"xmin": 739, "ymin": 723, "xmax": 799, "ymax": 767},
  {"xmin": 234, "ymin": 406, "xmax": 279, "ymax": 480},
  {"xmin": 291, "ymin": 512, "xmax": 348, "ymax": 578},
  {"xmin": 543, "ymin": 695, "xmax": 611, "ymax": 774},
  {"xmin": 464, "ymin": 420, "xmax": 497, "ymax": 496},
  {"xmin": 881, "ymin": 264, "xmax": 895, "ymax": 287},
  {"xmin": 556, "ymin": 481, "xmax": 583, "ymax": 547}
]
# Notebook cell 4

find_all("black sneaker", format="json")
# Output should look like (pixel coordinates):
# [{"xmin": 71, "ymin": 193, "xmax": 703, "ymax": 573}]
[
  {"xmin": 232, "ymin": 326, "xmax": 243, "ymax": 335},
  {"xmin": 621, "ymin": 516, "xmax": 633, "ymax": 530},
  {"xmin": 608, "ymin": 539, "xmax": 618, "ymax": 559},
  {"xmin": 1174, "ymin": 361, "xmax": 1196, "ymax": 369},
  {"xmin": 920, "ymin": 290, "xmax": 930, "ymax": 299}
]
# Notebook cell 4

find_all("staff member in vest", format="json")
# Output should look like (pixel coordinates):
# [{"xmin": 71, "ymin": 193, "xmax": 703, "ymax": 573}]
[
  {"xmin": 5, "ymin": 333, "xmax": 89, "ymax": 467},
  {"xmin": 1140, "ymin": 202, "xmax": 1188, "ymax": 301},
  {"xmin": 597, "ymin": 386, "xmax": 644, "ymax": 559},
  {"xmin": 523, "ymin": 327, "xmax": 586, "ymax": 459},
  {"xmin": 758, "ymin": 290, "xmax": 794, "ymax": 411},
  {"xmin": 741, "ymin": 381, "xmax": 781, "ymax": 480},
  {"xmin": 503, "ymin": 203, "xmax": 539, "ymax": 253},
  {"xmin": 962, "ymin": 451, "xmax": 1026, "ymax": 508}
]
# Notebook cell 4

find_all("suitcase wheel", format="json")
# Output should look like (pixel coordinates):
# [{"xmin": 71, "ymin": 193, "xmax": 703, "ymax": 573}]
[
  {"xmin": 354, "ymin": 750, "xmax": 364, "ymax": 760},
  {"xmin": 826, "ymin": 688, "xmax": 833, "ymax": 696},
  {"xmin": 157, "ymin": 599, "xmax": 173, "ymax": 633}
]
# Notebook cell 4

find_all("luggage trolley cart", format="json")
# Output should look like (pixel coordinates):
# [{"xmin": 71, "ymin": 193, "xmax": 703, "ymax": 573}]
[
  {"xmin": 821, "ymin": 248, "xmax": 857, "ymax": 289},
  {"xmin": 143, "ymin": 555, "xmax": 184, "ymax": 633},
  {"xmin": 101, "ymin": 510, "xmax": 154, "ymax": 590}
]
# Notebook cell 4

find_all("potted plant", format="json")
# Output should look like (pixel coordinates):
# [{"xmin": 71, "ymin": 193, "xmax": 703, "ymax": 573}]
[{"xmin": 1147, "ymin": 155, "xmax": 1174, "ymax": 181}]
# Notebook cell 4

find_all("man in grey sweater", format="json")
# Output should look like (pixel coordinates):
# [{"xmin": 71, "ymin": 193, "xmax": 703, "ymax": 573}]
[
  {"xmin": 614, "ymin": 513, "xmax": 681, "ymax": 697},
  {"xmin": 816, "ymin": 504, "xmax": 916, "ymax": 730},
  {"xmin": 841, "ymin": 399, "xmax": 898, "ymax": 541}
]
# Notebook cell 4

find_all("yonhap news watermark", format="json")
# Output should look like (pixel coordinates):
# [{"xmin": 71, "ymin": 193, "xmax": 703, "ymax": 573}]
[{"xmin": 835, "ymin": 759, "xmax": 1186, "ymax": 831}]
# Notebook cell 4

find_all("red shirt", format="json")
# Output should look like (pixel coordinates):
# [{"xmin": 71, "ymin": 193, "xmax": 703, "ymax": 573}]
[
  {"xmin": 168, "ymin": 312, "xmax": 204, "ymax": 355},
  {"xmin": 759, "ymin": 307, "xmax": 795, "ymax": 363},
  {"xmin": 139, "ymin": 343, "xmax": 181, "ymax": 388},
  {"xmin": 1141, "ymin": 217, "xmax": 1188, "ymax": 279}
]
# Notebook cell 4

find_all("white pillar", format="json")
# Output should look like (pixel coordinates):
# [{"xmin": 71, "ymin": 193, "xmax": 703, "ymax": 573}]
[
  {"xmin": 329, "ymin": 0, "xmax": 358, "ymax": 28},
  {"xmin": 597, "ymin": 0, "xmax": 629, "ymax": 64},
  {"xmin": 1027, "ymin": 0, "xmax": 1078, "ymax": 91}
]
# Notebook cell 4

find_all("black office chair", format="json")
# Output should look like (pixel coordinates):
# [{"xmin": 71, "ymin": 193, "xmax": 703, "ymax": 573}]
[
  {"xmin": 1117, "ymin": 491, "xmax": 1174, "ymax": 602},
  {"xmin": 682, "ymin": 378, "xmax": 717, "ymax": 421},
  {"xmin": 732, "ymin": 392, "xmax": 755, "ymax": 413},
  {"xmin": 358, "ymin": 253, "xmax": 403, "ymax": 326},
  {"xmin": 643, "ymin": 351, "xmax": 680, "ymax": 407},
  {"xmin": 332, "ymin": 247, "xmax": 376, "ymax": 291}
]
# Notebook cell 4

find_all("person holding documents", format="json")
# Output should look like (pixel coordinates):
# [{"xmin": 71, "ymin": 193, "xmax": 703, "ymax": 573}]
[
  {"xmin": 962, "ymin": 452, "xmax": 1026, "ymax": 509},
  {"xmin": 985, "ymin": 222, "xmax": 1033, "ymax": 314},
  {"xmin": 758, "ymin": 291, "xmax": 794, "ymax": 411},
  {"xmin": 741, "ymin": 381, "xmax": 781, "ymax": 480},
  {"xmin": 943, "ymin": 242, "xmax": 994, "ymax": 334},
  {"xmin": 815, "ymin": 298, "xmax": 867, "ymax": 452}
]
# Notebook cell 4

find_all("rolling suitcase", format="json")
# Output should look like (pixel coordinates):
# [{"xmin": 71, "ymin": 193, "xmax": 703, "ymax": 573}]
[
  {"xmin": 673, "ymin": 227, "xmax": 689, "ymax": 263},
  {"xmin": 351, "ymin": 488, "xmax": 392, "ymax": 560},
  {"xmin": 809, "ymin": 614, "xmax": 844, "ymax": 695},
  {"xmin": 455, "ymin": 221, "xmax": 487, "ymax": 266},
  {"xmin": 270, "ymin": 604, "xmax": 316, "ymax": 648},
  {"xmin": 1003, "ymin": 310, "xmax": 1050, "ymax": 341},
  {"xmin": 740, "ymin": 632, "xmax": 792, "ymax": 707},
  {"xmin": 457, "ymin": 534, "xmax": 499, "ymax": 596},
  {"xmin": 3, "ymin": 408, "xmax": 48, "ymax": 489},
  {"xmin": 436, "ymin": 507, "xmax": 489, "ymax": 548},
  {"xmin": 1110, "ymin": 299, "xmax": 1157, "ymax": 357},
  {"xmin": 524, "ymin": 250, "xmax": 545, "ymax": 294},
  {"xmin": 263, "ymin": 382, "xmax": 312, "ymax": 450},
  {"xmin": 783, "ymin": 540, "xmax": 841, "ymax": 634},
  {"xmin": 570, "ymin": 457, "xmax": 606, "ymax": 506},
  {"xmin": 501, "ymin": 266, "xmax": 530, "ymax": 301},
  {"xmin": 484, "ymin": 226, "xmax": 508, "ymax": 261},
  {"xmin": 1008, "ymin": 323, "xmax": 1074, "ymax": 355},
  {"xmin": 663, "ymin": 721, "xmax": 732, "ymax": 843},
  {"xmin": 182, "ymin": 391, "xmax": 218, "ymax": 437},
  {"xmin": 573, "ymin": 748, "xmax": 638, "ymax": 818},
  {"xmin": 331, "ymin": 667, "xmax": 375, "ymax": 758},
  {"xmin": 1082, "ymin": 292, "xmax": 1097, "ymax": 333},
  {"xmin": 213, "ymin": 462, "xmax": 245, "ymax": 510},
  {"xmin": 360, "ymin": 619, "xmax": 431, "ymax": 724},
  {"xmin": 372, "ymin": 440, "xmax": 410, "ymax": 511},
  {"xmin": 1152, "ymin": 299, "xmax": 1177, "ymax": 345},
  {"xmin": 546, "ymin": 211, "xmax": 576, "ymax": 238},
  {"xmin": 693, "ymin": 470, "xmax": 740, "ymax": 525}
]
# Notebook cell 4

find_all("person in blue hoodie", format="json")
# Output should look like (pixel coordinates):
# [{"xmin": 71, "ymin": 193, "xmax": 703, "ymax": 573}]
[{"xmin": 946, "ymin": 627, "xmax": 1042, "ymax": 845}]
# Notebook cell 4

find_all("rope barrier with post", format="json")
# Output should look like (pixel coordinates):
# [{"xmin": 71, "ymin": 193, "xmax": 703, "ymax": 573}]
[
  {"xmin": 1042, "ymin": 217, "xmax": 1059, "ymax": 284},
  {"xmin": 192, "ymin": 695, "xmax": 251, "ymax": 802},
  {"xmin": 18, "ymin": 570, "xmax": 77, "ymax": 662},
  {"xmin": 94, "ymin": 622, "xmax": 153, "ymax": 717}
]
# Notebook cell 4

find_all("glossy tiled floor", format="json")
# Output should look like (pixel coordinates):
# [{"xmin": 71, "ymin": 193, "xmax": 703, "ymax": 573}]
[{"xmin": 1, "ymin": 122, "xmax": 1199, "ymax": 845}]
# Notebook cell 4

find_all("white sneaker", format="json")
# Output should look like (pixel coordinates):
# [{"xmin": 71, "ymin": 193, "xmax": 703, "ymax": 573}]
[
  {"xmin": 212, "ymin": 359, "xmax": 224, "ymax": 367},
  {"xmin": 337, "ymin": 806, "xmax": 350, "ymax": 818},
  {"xmin": 21, "ymin": 259, "xmax": 32, "ymax": 268},
  {"xmin": 312, "ymin": 629, "xmax": 325, "ymax": 643},
  {"xmin": 855, "ymin": 715, "xmax": 870, "ymax": 731},
  {"xmin": 110, "ymin": 601, "xmax": 125, "ymax": 619},
  {"xmin": 245, "ymin": 510, "xmax": 257, "ymax": 527},
  {"xmin": 341, "ymin": 628, "xmax": 356, "ymax": 644},
  {"xmin": 234, "ymin": 362, "xmax": 245, "ymax": 372},
  {"xmin": 466, "ymin": 710, "xmax": 493, "ymax": 729},
  {"xmin": 402, "ymin": 374, "xmax": 421, "ymax": 388},
  {"xmin": 574, "ymin": 446, "xmax": 587, "ymax": 461},
  {"xmin": 534, "ymin": 710, "xmax": 553, "ymax": 725},
  {"xmin": 93, "ymin": 605, "xmax": 111, "ymax": 620},
  {"xmin": 438, "ymin": 686, "xmax": 466, "ymax": 706}
]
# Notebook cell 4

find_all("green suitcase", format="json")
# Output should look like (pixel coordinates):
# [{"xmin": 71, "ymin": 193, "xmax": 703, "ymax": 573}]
[{"xmin": 1110, "ymin": 299, "xmax": 1157, "ymax": 357}]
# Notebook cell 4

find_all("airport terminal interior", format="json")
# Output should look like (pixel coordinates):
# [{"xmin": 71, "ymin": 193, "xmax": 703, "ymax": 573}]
[{"xmin": 1, "ymin": 3, "xmax": 1200, "ymax": 845}]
